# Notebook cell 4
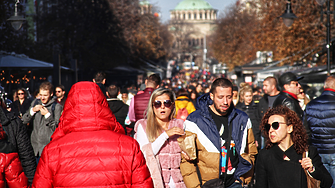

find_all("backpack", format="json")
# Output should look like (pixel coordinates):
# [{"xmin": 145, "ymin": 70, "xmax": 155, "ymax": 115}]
[{"xmin": 176, "ymin": 108, "xmax": 189, "ymax": 121}]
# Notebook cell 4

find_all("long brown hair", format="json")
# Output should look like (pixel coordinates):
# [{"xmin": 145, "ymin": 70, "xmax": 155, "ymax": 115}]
[
  {"xmin": 260, "ymin": 106, "xmax": 308, "ymax": 154},
  {"xmin": 145, "ymin": 88, "xmax": 176, "ymax": 142}
]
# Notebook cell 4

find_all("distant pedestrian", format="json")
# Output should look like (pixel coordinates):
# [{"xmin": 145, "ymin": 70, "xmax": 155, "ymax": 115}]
[
  {"xmin": 175, "ymin": 88, "xmax": 196, "ymax": 121},
  {"xmin": 273, "ymin": 72, "xmax": 304, "ymax": 120},
  {"xmin": 256, "ymin": 106, "xmax": 333, "ymax": 188},
  {"xmin": 107, "ymin": 85, "xmax": 129, "ymax": 134},
  {"xmin": 305, "ymin": 75, "xmax": 335, "ymax": 188},
  {"xmin": 22, "ymin": 82, "xmax": 63, "ymax": 162},
  {"xmin": 257, "ymin": 76, "xmax": 280, "ymax": 149},
  {"xmin": 55, "ymin": 85, "xmax": 67, "ymax": 107},
  {"xmin": 236, "ymin": 83, "xmax": 260, "ymax": 149},
  {"xmin": 32, "ymin": 81, "xmax": 153, "ymax": 188},
  {"xmin": 9, "ymin": 88, "xmax": 31, "ymax": 118},
  {"xmin": 93, "ymin": 71, "xmax": 107, "ymax": 98},
  {"xmin": 128, "ymin": 74, "xmax": 161, "ymax": 135}
]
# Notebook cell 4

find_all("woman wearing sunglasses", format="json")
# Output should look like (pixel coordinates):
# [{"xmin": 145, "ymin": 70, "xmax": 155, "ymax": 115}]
[
  {"xmin": 256, "ymin": 106, "xmax": 333, "ymax": 188},
  {"xmin": 134, "ymin": 88, "xmax": 186, "ymax": 188}
]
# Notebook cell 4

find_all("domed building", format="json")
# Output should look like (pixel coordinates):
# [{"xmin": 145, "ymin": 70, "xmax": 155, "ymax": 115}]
[{"xmin": 169, "ymin": 0, "xmax": 218, "ymax": 68}]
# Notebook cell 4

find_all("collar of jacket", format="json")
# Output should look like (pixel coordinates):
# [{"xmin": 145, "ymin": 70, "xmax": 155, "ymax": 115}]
[
  {"xmin": 176, "ymin": 96, "xmax": 189, "ymax": 101},
  {"xmin": 272, "ymin": 144, "xmax": 301, "ymax": 162},
  {"xmin": 107, "ymin": 98, "xmax": 121, "ymax": 101},
  {"xmin": 324, "ymin": 88, "xmax": 335, "ymax": 93},
  {"xmin": 283, "ymin": 91, "xmax": 297, "ymax": 99},
  {"xmin": 144, "ymin": 88, "xmax": 155, "ymax": 95}
]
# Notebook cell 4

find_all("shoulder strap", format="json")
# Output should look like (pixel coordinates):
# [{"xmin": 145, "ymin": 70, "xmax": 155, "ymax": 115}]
[
  {"xmin": 51, "ymin": 102, "xmax": 57, "ymax": 119},
  {"xmin": 33, "ymin": 99, "xmax": 40, "ymax": 106}
]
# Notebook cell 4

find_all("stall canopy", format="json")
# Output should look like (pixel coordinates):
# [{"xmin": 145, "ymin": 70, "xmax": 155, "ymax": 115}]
[{"xmin": 0, "ymin": 52, "xmax": 70, "ymax": 70}]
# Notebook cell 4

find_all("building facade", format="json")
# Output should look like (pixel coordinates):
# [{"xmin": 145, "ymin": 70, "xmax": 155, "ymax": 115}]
[{"xmin": 169, "ymin": 0, "xmax": 217, "ymax": 68}]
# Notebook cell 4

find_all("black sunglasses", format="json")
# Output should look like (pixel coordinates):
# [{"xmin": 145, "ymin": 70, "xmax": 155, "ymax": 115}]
[
  {"xmin": 265, "ymin": 122, "xmax": 286, "ymax": 132},
  {"xmin": 153, "ymin": 100, "xmax": 173, "ymax": 109}
]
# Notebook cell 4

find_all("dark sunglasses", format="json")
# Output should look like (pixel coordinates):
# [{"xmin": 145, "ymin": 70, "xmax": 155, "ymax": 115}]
[
  {"xmin": 17, "ymin": 93, "xmax": 25, "ymax": 95},
  {"xmin": 291, "ymin": 82, "xmax": 299, "ymax": 86},
  {"xmin": 153, "ymin": 100, "xmax": 173, "ymax": 109},
  {"xmin": 56, "ymin": 90, "xmax": 62, "ymax": 93},
  {"xmin": 265, "ymin": 122, "xmax": 286, "ymax": 132}
]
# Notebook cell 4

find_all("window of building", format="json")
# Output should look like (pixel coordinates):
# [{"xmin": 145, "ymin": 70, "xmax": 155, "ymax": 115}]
[
  {"xmin": 189, "ymin": 40, "xmax": 192, "ymax": 46},
  {"xmin": 205, "ymin": 13, "xmax": 207, "ymax": 19},
  {"xmin": 183, "ymin": 14, "xmax": 186, "ymax": 19},
  {"xmin": 192, "ymin": 39, "xmax": 195, "ymax": 46},
  {"xmin": 189, "ymin": 13, "xmax": 191, "ymax": 19},
  {"xmin": 196, "ymin": 39, "xmax": 199, "ymax": 46},
  {"xmin": 201, "ymin": 38, "xmax": 204, "ymax": 45},
  {"xmin": 194, "ymin": 13, "xmax": 197, "ymax": 19},
  {"xmin": 200, "ymin": 13, "xmax": 202, "ymax": 19}
]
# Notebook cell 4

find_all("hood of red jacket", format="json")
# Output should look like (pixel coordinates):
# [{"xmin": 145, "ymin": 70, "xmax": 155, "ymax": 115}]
[{"xmin": 51, "ymin": 81, "xmax": 125, "ymax": 141}]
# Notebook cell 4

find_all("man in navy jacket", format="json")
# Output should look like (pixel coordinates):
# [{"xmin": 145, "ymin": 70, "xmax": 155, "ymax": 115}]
[{"xmin": 305, "ymin": 75, "xmax": 335, "ymax": 188}]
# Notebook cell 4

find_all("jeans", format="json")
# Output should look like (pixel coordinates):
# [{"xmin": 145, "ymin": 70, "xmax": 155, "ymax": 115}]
[
  {"xmin": 227, "ymin": 182, "xmax": 243, "ymax": 188},
  {"xmin": 319, "ymin": 153, "xmax": 335, "ymax": 188}
]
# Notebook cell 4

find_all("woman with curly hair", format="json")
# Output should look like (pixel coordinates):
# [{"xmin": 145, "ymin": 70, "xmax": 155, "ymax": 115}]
[{"xmin": 256, "ymin": 106, "xmax": 333, "ymax": 188}]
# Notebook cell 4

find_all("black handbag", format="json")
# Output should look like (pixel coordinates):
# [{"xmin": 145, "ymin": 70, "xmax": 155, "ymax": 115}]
[{"xmin": 198, "ymin": 125, "xmax": 233, "ymax": 188}]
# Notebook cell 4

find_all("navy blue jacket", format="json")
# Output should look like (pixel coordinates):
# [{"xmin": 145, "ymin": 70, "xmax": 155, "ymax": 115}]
[{"xmin": 305, "ymin": 90, "xmax": 335, "ymax": 154}]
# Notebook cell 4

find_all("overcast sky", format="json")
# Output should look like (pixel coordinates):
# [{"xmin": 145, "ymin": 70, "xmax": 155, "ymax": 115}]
[{"xmin": 150, "ymin": 0, "xmax": 237, "ymax": 23}]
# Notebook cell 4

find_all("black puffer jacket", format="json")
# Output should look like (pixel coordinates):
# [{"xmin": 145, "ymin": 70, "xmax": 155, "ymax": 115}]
[
  {"xmin": 236, "ymin": 101, "xmax": 261, "ymax": 148},
  {"xmin": 272, "ymin": 92, "xmax": 303, "ymax": 120},
  {"xmin": 0, "ymin": 107, "xmax": 36, "ymax": 185}
]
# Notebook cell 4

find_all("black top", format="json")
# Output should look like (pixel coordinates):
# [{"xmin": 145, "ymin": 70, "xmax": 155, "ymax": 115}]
[
  {"xmin": 235, "ymin": 101, "xmax": 260, "ymax": 148},
  {"xmin": 209, "ymin": 107, "xmax": 239, "ymax": 187},
  {"xmin": 9, "ymin": 98, "xmax": 32, "ymax": 118},
  {"xmin": 0, "ymin": 107, "xmax": 36, "ymax": 184},
  {"xmin": 107, "ymin": 99, "xmax": 129, "ymax": 134},
  {"xmin": 272, "ymin": 92, "xmax": 303, "ymax": 120},
  {"xmin": 256, "ymin": 144, "xmax": 333, "ymax": 188}
]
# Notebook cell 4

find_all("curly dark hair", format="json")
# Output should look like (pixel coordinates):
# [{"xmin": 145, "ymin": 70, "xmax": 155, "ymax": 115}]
[{"xmin": 260, "ymin": 106, "xmax": 308, "ymax": 154}]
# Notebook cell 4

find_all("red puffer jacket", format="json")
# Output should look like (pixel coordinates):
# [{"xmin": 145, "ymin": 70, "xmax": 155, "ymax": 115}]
[
  {"xmin": 32, "ymin": 81, "xmax": 153, "ymax": 188},
  {"xmin": 0, "ymin": 153, "xmax": 28, "ymax": 188}
]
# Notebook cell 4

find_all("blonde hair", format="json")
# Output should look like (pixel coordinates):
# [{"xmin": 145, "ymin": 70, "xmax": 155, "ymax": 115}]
[
  {"xmin": 145, "ymin": 88, "xmax": 176, "ymax": 142},
  {"xmin": 238, "ymin": 82, "xmax": 253, "ymax": 103}
]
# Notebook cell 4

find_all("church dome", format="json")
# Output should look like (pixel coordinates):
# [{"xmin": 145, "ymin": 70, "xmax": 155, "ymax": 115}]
[{"xmin": 174, "ymin": 0, "xmax": 213, "ymax": 10}]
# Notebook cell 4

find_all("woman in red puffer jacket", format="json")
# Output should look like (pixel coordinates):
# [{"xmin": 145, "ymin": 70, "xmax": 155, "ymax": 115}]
[{"xmin": 32, "ymin": 81, "xmax": 153, "ymax": 188}]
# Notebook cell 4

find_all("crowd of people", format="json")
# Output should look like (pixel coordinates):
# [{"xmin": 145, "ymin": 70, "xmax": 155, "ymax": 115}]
[{"xmin": 0, "ymin": 70, "xmax": 334, "ymax": 188}]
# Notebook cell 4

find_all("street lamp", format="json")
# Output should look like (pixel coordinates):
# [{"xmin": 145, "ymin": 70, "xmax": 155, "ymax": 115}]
[
  {"xmin": 316, "ymin": 0, "xmax": 334, "ymax": 75},
  {"xmin": 281, "ymin": 0, "xmax": 333, "ymax": 75},
  {"xmin": 7, "ymin": 0, "xmax": 25, "ymax": 30},
  {"xmin": 280, "ymin": 0, "xmax": 297, "ymax": 27}
]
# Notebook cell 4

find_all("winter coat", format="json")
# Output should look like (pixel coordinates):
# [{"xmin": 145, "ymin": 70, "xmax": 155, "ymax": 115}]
[
  {"xmin": 273, "ymin": 91, "xmax": 303, "ymax": 120},
  {"xmin": 0, "ymin": 152, "xmax": 28, "ymax": 188},
  {"xmin": 180, "ymin": 93, "xmax": 258, "ymax": 188},
  {"xmin": 0, "ymin": 107, "xmax": 36, "ymax": 185},
  {"xmin": 9, "ymin": 98, "xmax": 31, "ymax": 118},
  {"xmin": 21, "ymin": 98, "xmax": 63, "ymax": 156},
  {"xmin": 107, "ymin": 98, "xmax": 129, "ymax": 133},
  {"xmin": 236, "ymin": 101, "xmax": 261, "ymax": 148},
  {"xmin": 257, "ymin": 94, "xmax": 270, "ymax": 121},
  {"xmin": 174, "ymin": 96, "xmax": 196, "ymax": 118},
  {"xmin": 304, "ymin": 89, "xmax": 335, "ymax": 154},
  {"xmin": 133, "ymin": 88, "xmax": 155, "ymax": 121},
  {"xmin": 256, "ymin": 145, "xmax": 333, "ymax": 188},
  {"xmin": 134, "ymin": 119, "xmax": 186, "ymax": 188},
  {"xmin": 32, "ymin": 81, "xmax": 153, "ymax": 188}
]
